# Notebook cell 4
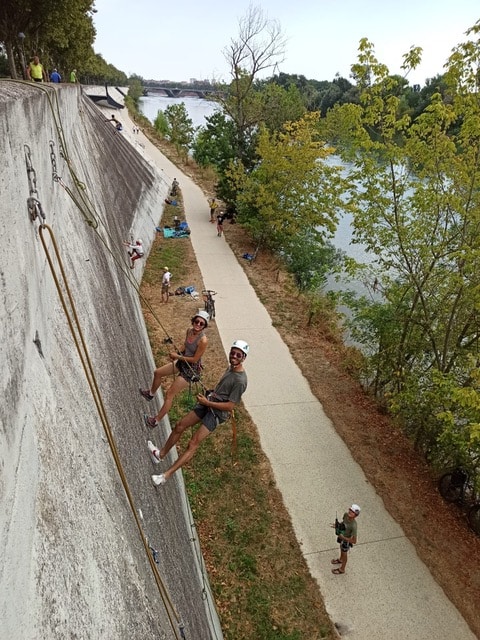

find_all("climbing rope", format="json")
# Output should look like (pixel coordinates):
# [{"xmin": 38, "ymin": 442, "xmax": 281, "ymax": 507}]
[
  {"xmin": 38, "ymin": 222, "xmax": 185, "ymax": 639},
  {"xmin": 15, "ymin": 78, "xmax": 233, "ymax": 634}
]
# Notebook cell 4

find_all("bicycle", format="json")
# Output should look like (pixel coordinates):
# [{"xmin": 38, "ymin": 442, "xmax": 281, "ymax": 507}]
[
  {"xmin": 202, "ymin": 289, "xmax": 216, "ymax": 320},
  {"xmin": 438, "ymin": 467, "xmax": 480, "ymax": 536}
]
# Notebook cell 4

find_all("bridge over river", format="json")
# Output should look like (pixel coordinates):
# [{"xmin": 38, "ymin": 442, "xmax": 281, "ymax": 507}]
[{"xmin": 143, "ymin": 85, "xmax": 224, "ymax": 99}]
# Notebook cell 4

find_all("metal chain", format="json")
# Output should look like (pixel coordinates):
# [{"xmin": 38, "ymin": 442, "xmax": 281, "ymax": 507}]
[
  {"xmin": 24, "ymin": 144, "xmax": 38, "ymax": 196},
  {"xmin": 24, "ymin": 144, "xmax": 46, "ymax": 223},
  {"xmin": 49, "ymin": 140, "xmax": 60, "ymax": 183}
]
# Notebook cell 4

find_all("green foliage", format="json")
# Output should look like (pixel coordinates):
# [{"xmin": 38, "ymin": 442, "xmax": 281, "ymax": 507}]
[
  {"xmin": 127, "ymin": 75, "xmax": 144, "ymax": 106},
  {"xmin": 161, "ymin": 102, "xmax": 196, "ymax": 159},
  {"xmin": 324, "ymin": 26, "xmax": 480, "ymax": 476},
  {"xmin": 233, "ymin": 113, "xmax": 347, "ymax": 253},
  {"xmin": 286, "ymin": 233, "xmax": 340, "ymax": 292},
  {"xmin": 154, "ymin": 109, "xmax": 169, "ymax": 137},
  {"xmin": 192, "ymin": 110, "xmax": 237, "ymax": 171},
  {"xmin": 0, "ymin": 0, "xmax": 126, "ymax": 82}
]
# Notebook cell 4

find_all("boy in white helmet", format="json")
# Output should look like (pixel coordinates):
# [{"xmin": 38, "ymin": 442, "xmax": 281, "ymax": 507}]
[
  {"xmin": 148, "ymin": 340, "xmax": 249, "ymax": 486},
  {"xmin": 331, "ymin": 504, "xmax": 361, "ymax": 574}
]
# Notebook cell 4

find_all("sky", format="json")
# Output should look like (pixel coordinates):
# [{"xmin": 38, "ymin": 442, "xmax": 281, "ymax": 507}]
[{"xmin": 92, "ymin": 0, "xmax": 479, "ymax": 86}]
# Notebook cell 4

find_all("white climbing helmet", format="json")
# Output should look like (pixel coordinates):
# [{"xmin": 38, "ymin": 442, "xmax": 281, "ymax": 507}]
[
  {"xmin": 192, "ymin": 310, "xmax": 209, "ymax": 327},
  {"xmin": 136, "ymin": 239, "xmax": 143, "ymax": 245},
  {"xmin": 231, "ymin": 339, "xmax": 249, "ymax": 357}
]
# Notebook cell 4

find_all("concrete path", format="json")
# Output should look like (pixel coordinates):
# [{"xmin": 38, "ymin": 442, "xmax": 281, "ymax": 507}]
[{"xmin": 112, "ymin": 100, "xmax": 475, "ymax": 639}]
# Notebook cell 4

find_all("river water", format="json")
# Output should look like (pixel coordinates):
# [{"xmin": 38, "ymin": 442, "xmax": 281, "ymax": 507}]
[{"xmin": 139, "ymin": 94, "xmax": 219, "ymax": 130}]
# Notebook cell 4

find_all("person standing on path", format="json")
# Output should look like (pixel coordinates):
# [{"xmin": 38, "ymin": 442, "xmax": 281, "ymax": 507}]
[
  {"xmin": 216, "ymin": 211, "xmax": 225, "ymax": 237},
  {"xmin": 331, "ymin": 504, "xmax": 360, "ymax": 574},
  {"xmin": 148, "ymin": 340, "xmax": 249, "ymax": 486},
  {"xmin": 161, "ymin": 266, "xmax": 171, "ymax": 302},
  {"xmin": 27, "ymin": 56, "xmax": 47, "ymax": 82},
  {"xmin": 140, "ymin": 311, "xmax": 210, "ymax": 426},
  {"xmin": 69, "ymin": 69, "xmax": 78, "ymax": 83},
  {"xmin": 208, "ymin": 197, "xmax": 218, "ymax": 223}
]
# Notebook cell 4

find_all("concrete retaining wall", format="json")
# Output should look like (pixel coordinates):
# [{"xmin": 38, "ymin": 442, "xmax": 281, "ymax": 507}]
[{"xmin": 0, "ymin": 81, "xmax": 218, "ymax": 640}]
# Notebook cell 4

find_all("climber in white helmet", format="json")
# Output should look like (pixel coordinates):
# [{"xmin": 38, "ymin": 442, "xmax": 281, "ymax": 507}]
[{"xmin": 148, "ymin": 340, "xmax": 249, "ymax": 486}]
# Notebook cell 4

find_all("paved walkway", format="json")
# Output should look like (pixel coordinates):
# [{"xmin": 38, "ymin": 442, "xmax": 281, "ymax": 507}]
[{"xmin": 113, "ymin": 100, "xmax": 475, "ymax": 639}]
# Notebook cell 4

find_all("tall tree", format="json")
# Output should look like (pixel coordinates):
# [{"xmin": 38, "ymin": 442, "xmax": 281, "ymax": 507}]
[
  {"xmin": 218, "ymin": 5, "xmax": 286, "ymax": 167},
  {"xmin": 324, "ymin": 26, "xmax": 480, "ymax": 467},
  {"xmin": 231, "ymin": 112, "xmax": 347, "ymax": 253}
]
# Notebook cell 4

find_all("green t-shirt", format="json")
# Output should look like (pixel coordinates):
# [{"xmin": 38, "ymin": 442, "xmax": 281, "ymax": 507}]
[{"xmin": 342, "ymin": 512, "xmax": 358, "ymax": 541}]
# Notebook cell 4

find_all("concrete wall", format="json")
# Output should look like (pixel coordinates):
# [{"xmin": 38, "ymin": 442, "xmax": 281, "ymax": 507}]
[{"xmin": 0, "ymin": 81, "xmax": 218, "ymax": 640}]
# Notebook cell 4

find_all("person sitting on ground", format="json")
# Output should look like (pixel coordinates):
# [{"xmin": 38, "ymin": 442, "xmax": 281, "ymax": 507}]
[
  {"xmin": 27, "ymin": 56, "xmax": 47, "ymax": 83},
  {"xmin": 147, "ymin": 339, "xmax": 249, "ymax": 486},
  {"xmin": 331, "ymin": 504, "xmax": 360, "ymax": 575},
  {"xmin": 123, "ymin": 239, "xmax": 144, "ymax": 268},
  {"xmin": 140, "ymin": 311, "xmax": 210, "ymax": 426}
]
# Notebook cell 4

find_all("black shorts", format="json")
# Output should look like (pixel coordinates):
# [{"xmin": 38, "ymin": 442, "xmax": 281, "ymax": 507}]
[
  {"xmin": 193, "ymin": 405, "xmax": 226, "ymax": 432},
  {"xmin": 176, "ymin": 359, "xmax": 201, "ymax": 383}
]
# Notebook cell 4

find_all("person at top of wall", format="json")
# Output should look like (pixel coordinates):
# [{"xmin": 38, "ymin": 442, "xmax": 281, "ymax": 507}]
[{"xmin": 27, "ymin": 56, "xmax": 47, "ymax": 83}]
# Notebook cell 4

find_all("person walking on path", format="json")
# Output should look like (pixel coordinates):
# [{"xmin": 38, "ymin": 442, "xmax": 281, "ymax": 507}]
[
  {"xmin": 216, "ymin": 211, "xmax": 225, "ymax": 237},
  {"xmin": 331, "ymin": 504, "xmax": 360, "ymax": 574},
  {"xmin": 148, "ymin": 340, "xmax": 249, "ymax": 486},
  {"xmin": 50, "ymin": 68, "xmax": 61, "ymax": 83},
  {"xmin": 27, "ymin": 56, "xmax": 47, "ymax": 83},
  {"xmin": 141, "ymin": 311, "xmax": 210, "ymax": 426},
  {"xmin": 161, "ymin": 266, "xmax": 171, "ymax": 302},
  {"xmin": 208, "ymin": 197, "xmax": 218, "ymax": 223}
]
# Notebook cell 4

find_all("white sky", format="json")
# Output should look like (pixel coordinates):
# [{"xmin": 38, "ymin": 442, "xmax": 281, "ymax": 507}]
[{"xmin": 92, "ymin": 0, "xmax": 479, "ymax": 86}]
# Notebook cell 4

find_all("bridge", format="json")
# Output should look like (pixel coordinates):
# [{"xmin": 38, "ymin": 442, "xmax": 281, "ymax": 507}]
[{"xmin": 143, "ymin": 85, "xmax": 224, "ymax": 99}]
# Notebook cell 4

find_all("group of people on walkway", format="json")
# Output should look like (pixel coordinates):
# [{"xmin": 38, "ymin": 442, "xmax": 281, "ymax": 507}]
[
  {"xmin": 26, "ymin": 56, "xmax": 77, "ymax": 83},
  {"xmin": 139, "ymin": 309, "xmax": 249, "ymax": 487}
]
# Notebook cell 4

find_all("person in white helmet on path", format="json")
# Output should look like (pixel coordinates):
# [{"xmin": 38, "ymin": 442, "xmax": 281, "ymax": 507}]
[
  {"xmin": 331, "ymin": 504, "xmax": 361, "ymax": 574},
  {"xmin": 140, "ymin": 310, "xmax": 210, "ymax": 426},
  {"xmin": 148, "ymin": 339, "xmax": 249, "ymax": 486}
]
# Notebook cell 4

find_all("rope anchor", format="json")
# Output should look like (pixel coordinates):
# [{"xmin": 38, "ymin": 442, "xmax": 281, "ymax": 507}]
[{"xmin": 27, "ymin": 196, "xmax": 46, "ymax": 223}]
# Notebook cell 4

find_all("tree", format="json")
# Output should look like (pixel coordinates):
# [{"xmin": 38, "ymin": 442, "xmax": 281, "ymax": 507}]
[
  {"xmin": 232, "ymin": 112, "xmax": 348, "ymax": 253},
  {"xmin": 0, "ymin": 0, "xmax": 97, "ymax": 78},
  {"xmin": 162, "ymin": 103, "xmax": 196, "ymax": 159},
  {"xmin": 218, "ymin": 5, "xmax": 286, "ymax": 167},
  {"xmin": 324, "ymin": 27, "xmax": 480, "ymax": 469},
  {"xmin": 192, "ymin": 110, "xmax": 237, "ymax": 171}
]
